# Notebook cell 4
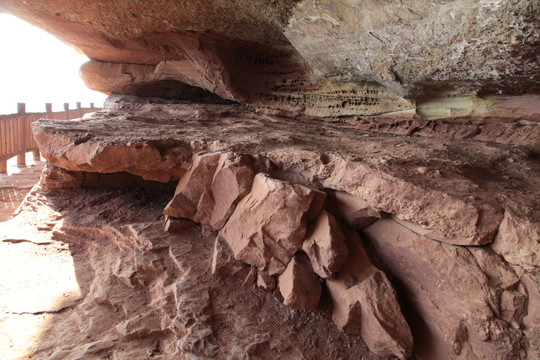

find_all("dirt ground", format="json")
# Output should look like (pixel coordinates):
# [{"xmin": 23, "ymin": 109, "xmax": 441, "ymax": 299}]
[{"xmin": 0, "ymin": 161, "xmax": 389, "ymax": 360}]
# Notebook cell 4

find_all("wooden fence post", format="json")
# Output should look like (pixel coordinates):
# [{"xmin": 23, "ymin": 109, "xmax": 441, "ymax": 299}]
[
  {"xmin": 0, "ymin": 115, "xmax": 6, "ymax": 173},
  {"xmin": 16, "ymin": 102, "xmax": 27, "ymax": 167},
  {"xmin": 64, "ymin": 103, "xmax": 70, "ymax": 120},
  {"xmin": 76, "ymin": 102, "xmax": 82, "ymax": 118},
  {"xmin": 0, "ymin": 109, "xmax": 6, "ymax": 173},
  {"xmin": 32, "ymin": 104, "xmax": 49, "ymax": 162}
]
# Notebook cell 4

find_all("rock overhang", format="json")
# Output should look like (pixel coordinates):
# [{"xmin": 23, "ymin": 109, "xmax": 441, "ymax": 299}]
[{"xmin": 2, "ymin": 0, "xmax": 539, "ymax": 110}]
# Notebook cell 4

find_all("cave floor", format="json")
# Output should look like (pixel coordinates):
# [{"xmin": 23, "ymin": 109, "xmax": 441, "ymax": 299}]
[{"xmin": 0, "ymin": 180, "xmax": 387, "ymax": 360}]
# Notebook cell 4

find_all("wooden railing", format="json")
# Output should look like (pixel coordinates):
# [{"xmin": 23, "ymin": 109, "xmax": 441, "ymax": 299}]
[{"xmin": 0, "ymin": 102, "xmax": 101, "ymax": 173}]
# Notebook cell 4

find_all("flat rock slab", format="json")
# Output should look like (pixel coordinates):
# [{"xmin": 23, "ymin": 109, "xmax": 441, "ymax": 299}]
[{"xmin": 32, "ymin": 95, "xmax": 540, "ymax": 246}]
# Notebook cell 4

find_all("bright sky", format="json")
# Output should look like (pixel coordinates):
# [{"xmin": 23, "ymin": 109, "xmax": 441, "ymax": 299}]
[{"xmin": 0, "ymin": 13, "xmax": 107, "ymax": 115}]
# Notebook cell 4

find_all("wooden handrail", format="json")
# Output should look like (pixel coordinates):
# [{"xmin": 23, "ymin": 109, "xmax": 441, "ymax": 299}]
[{"xmin": 0, "ymin": 102, "xmax": 101, "ymax": 173}]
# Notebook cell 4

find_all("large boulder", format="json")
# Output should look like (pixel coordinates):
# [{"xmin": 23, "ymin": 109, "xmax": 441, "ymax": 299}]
[
  {"xmin": 220, "ymin": 173, "xmax": 324, "ymax": 275},
  {"xmin": 164, "ymin": 152, "xmax": 255, "ymax": 230},
  {"xmin": 193, "ymin": 153, "xmax": 255, "ymax": 230},
  {"xmin": 163, "ymin": 152, "xmax": 222, "ymax": 219}
]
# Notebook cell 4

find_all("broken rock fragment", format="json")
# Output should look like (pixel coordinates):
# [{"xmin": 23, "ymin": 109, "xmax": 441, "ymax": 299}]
[
  {"xmin": 257, "ymin": 271, "xmax": 277, "ymax": 291},
  {"xmin": 302, "ymin": 210, "xmax": 348, "ymax": 278},
  {"xmin": 278, "ymin": 253, "xmax": 321, "ymax": 311},
  {"xmin": 491, "ymin": 208, "xmax": 540, "ymax": 277},
  {"xmin": 220, "ymin": 173, "xmax": 325, "ymax": 275},
  {"xmin": 163, "ymin": 152, "xmax": 255, "ymax": 231},
  {"xmin": 325, "ymin": 230, "xmax": 413, "ymax": 359},
  {"xmin": 164, "ymin": 216, "xmax": 196, "ymax": 232},
  {"xmin": 211, "ymin": 236, "xmax": 250, "ymax": 278},
  {"xmin": 164, "ymin": 151, "xmax": 221, "ymax": 219},
  {"xmin": 194, "ymin": 153, "xmax": 255, "ymax": 229}
]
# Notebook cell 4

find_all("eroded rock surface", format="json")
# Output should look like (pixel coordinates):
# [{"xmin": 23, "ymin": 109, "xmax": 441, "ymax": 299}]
[
  {"xmin": 302, "ymin": 210, "xmax": 349, "ymax": 279},
  {"xmin": 33, "ymin": 95, "xmax": 540, "ymax": 248},
  {"xmin": 285, "ymin": 0, "xmax": 540, "ymax": 97},
  {"xmin": 1, "ymin": 0, "xmax": 538, "ymax": 358},
  {"xmin": 29, "ymin": 94, "xmax": 539, "ymax": 359},
  {"xmin": 220, "ymin": 173, "xmax": 321, "ymax": 275},
  {"xmin": 278, "ymin": 253, "xmax": 322, "ymax": 311},
  {"xmin": 363, "ymin": 217, "xmax": 527, "ymax": 359},
  {"xmin": 326, "ymin": 229, "xmax": 413, "ymax": 359}
]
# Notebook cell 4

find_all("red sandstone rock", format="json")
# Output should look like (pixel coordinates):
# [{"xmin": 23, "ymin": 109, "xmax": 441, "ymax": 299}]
[
  {"xmin": 211, "ymin": 236, "xmax": 249, "ymax": 278},
  {"xmin": 321, "ymin": 156, "xmax": 503, "ymax": 246},
  {"xmin": 32, "ymin": 116, "xmax": 191, "ymax": 183},
  {"xmin": 242, "ymin": 266, "xmax": 258, "ymax": 288},
  {"xmin": 194, "ymin": 153, "xmax": 255, "ymax": 230},
  {"xmin": 491, "ymin": 208, "xmax": 540, "ymax": 279},
  {"xmin": 220, "ymin": 173, "xmax": 323, "ymax": 275},
  {"xmin": 33, "ymin": 98, "xmax": 535, "ymax": 247},
  {"xmin": 164, "ymin": 216, "xmax": 196, "ymax": 232},
  {"xmin": 329, "ymin": 268, "xmax": 413, "ymax": 359},
  {"xmin": 327, "ymin": 190, "xmax": 380, "ymax": 229},
  {"xmin": 306, "ymin": 188, "xmax": 327, "ymax": 222},
  {"xmin": 362, "ymin": 217, "xmax": 525, "ymax": 360},
  {"xmin": 325, "ymin": 229, "xmax": 413, "ymax": 359},
  {"xmin": 517, "ymin": 270, "xmax": 540, "ymax": 359},
  {"xmin": 285, "ymin": 0, "xmax": 539, "ymax": 97},
  {"xmin": 301, "ymin": 210, "xmax": 348, "ymax": 279},
  {"xmin": 163, "ymin": 152, "xmax": 255, "ymax": 230},
  {"xmin": 278, "ymin": 253, "xmax": 321, "ymax": 311},
  {"xmin": 257, "ymin": 271, "xmax": 277, "ymax": 291},
  {"xmin": 163, "ymin": 152, "xmax": 221, "ymax": 219},
  {"xmin": 4, "ymin": 0, "xmax": 538, "ymax": 109},
  {"xmin": 468, "ymin": 247, "xmax": 520, "ymax": 291},
  {"xmin": 116, "ymin": 311, "xmax": 168, "ymax": 339}
]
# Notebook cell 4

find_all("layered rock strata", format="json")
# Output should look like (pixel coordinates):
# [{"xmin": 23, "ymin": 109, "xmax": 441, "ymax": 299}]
[{"xmin": 31, "ymin": 95, "xmax": 540, "ymax": 359}]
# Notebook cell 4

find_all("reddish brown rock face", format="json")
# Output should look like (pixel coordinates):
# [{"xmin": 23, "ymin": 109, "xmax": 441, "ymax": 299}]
[
  {"xmin": 24, "ymin": 94, "xmax": 540, "ymax": 359},
  {"xmin": 278, "ymin": 253, "xmax": 322, "ymax": 311},
  {"xmin": 362, "ymin": 217, "xmax": 526, "ymax": 360},
  {"xmin": 3, "ymin": 0, "xmax": 538, "ymax": 110},
  {"xmin": 326, "ymin": 190, "xmax": 381, "ymax": 229},
  {"xmin": 211, "ymin": 235, "xmax": 250, "ymax": 278},
  {"xmin": 164, "ymin": 152, "xmax": 222, "ymax": 219},
  {"xmin": 326, "ymin": 229, "xmax": 413, "ymax": 359},
  {"xmin": 220, "ymin": 173, "xmax": 322, "ymax": 275},
  {"xmin": 195, "ymin": 153, "xmax": 255, "ymax": 230},
  {"xmin": 301, "ymin": 210, "xmax": 349, "ymax": 279}
]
